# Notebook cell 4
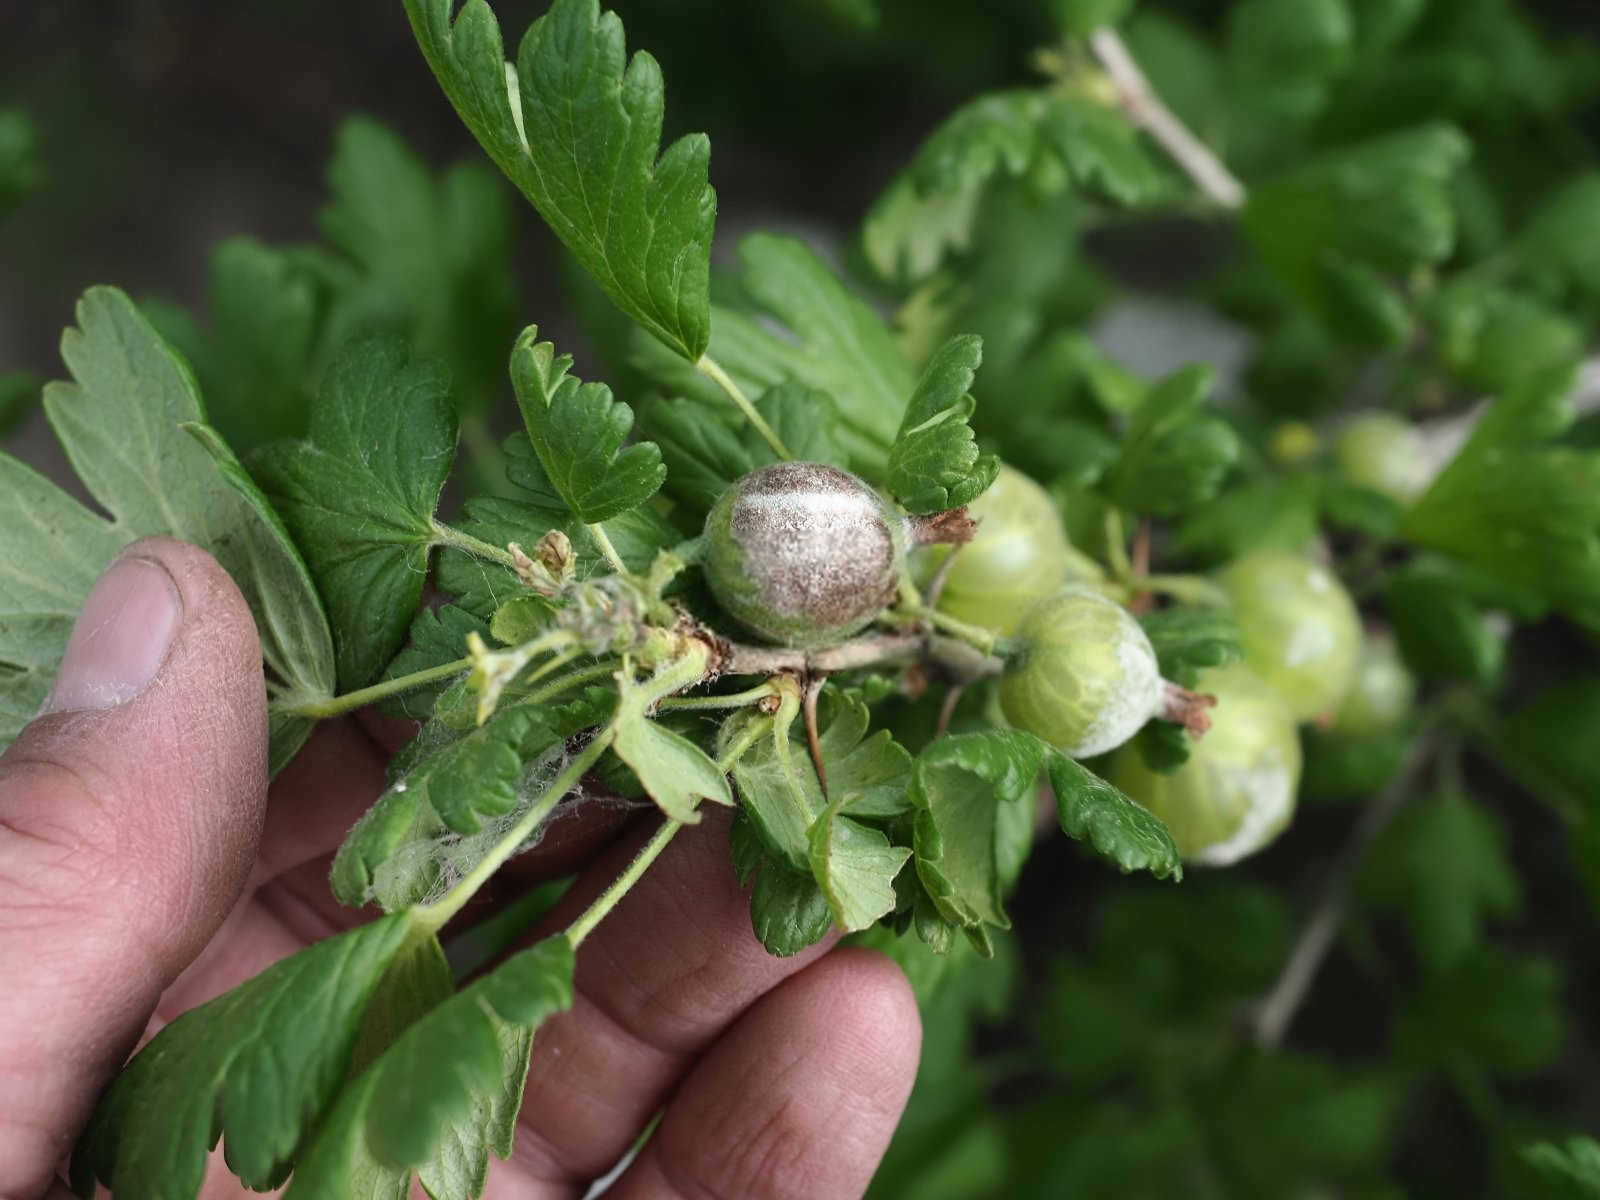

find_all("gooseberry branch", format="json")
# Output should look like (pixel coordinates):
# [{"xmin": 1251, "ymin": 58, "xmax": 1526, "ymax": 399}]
[
  {"xmin": 714, "ymin": 629, "xmax": 1005, "ymax": 684},
  {"xmin": 1088, "ymin": 27, "xmax": 1247, "ymax": 210},
  {"xmin": 1251, "ymin": 727, "xmax": 1442, "ymax": 1048}
]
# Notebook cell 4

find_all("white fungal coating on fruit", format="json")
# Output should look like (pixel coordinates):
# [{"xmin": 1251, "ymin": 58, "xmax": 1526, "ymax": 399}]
[
  {"xmin": 703, "ymin": 462, "xmax": 905, "ymax": 648},
  {"xmin": 1110, "ymin": 663, "xmax": 1301, "ymax": 867},
  {"xmin": 1000, "ymin": 584, "xmax": 1163, "ymax": 758}
]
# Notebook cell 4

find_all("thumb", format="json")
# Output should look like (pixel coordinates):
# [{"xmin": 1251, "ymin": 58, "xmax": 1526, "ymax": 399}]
[{"xmin": 0, "ymin": 537, "xmax": 269, "ymax": 1197}]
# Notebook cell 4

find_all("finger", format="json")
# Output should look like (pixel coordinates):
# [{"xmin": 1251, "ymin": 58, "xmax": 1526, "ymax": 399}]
[
  {"xmin": 0, "ymin": 538, "xmax": 267, "ymax": 1196},
  {"xmin": 500, "ymin": 810, "xmax": 840, "ymax": 1192},
  {"xmin": 607, "ymin": 947, "xmax": 921, "ymax": 1200}
]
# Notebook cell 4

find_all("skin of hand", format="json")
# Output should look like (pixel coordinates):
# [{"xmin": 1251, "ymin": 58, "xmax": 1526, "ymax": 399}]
[{"xmin": 0, "ymin": 538, "xmax": 922, "ymax": 1200}]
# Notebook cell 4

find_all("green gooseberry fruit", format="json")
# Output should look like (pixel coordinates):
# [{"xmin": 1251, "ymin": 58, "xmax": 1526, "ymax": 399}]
[
  {"xmin": 932, "ymin": 463, "xmax": 1103, "ymax": 637},
  {"xmin": 1218, "ymin": 550, "xmax": 1362, "ymax": 724},
  {"xmin": 1333, "ymin": 412, "xmax": 1429, "ymax": 506},
  {"xmin": 1000, "ymin": 584, "xmax": 1163, "ymax": 759},
  {"xmin": 1269, "ymin": 420, "xmax": 1320, "ymax": 466},
  {"xmin": 1332, "ymin": 632, "xmax": 1416, "ymax": 736},
  {"xmin": 1109, "ymin": 662, "xmax": 1301, "ymax": 867},
  {"xmin": 702, "ymin": 461, "xmax": 906, "ymax": 648}
]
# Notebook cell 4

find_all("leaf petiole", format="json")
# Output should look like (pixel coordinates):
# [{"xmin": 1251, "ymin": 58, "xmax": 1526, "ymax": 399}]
[
  {"xmin": 525, "ymin": 659, "xmax": 620, "ymax": 705},
  {"xmin": 268, "ymin": 656, "xmax": 472, "ymax": 720},
  {"xmin": 585, "ymin": 522, "xmax": 629, "ymax": 576},
  {"xmin": 565, "ymin": 816, "xmax": 685, "ymax": 949},
  {"xmin": 657, "ymin": 680, "xmax": 782, "ymax": 711},
  {"xmin": 696, "ymin": 353, "xmax": 793, "ymax": 461},
  {"xmin": 717, "ymin": 713, "xmax": 775, "ymax": 772},
  {"xmin": 429, "ymin": 518, "xmax": 520, "ymax": 569},
  {"xmin": 469, "ymin": 628, "xmax": 581, "ymax": 723},
  {"xmin": 563, "ymin": 704, "xmax": 780, "ymax": 947}
]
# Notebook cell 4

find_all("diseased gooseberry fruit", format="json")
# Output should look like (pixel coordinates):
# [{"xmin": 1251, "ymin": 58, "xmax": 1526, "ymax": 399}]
[
  {"xmin": 703, "ymin": 461, "xmax": 905, "ymax": 648},
  {"xmin": 1109, "ymin": 662, "xmax": 1301, "ymax": 867},
  {"xmin": 1000, "ymin": 584, "xmax": 1164, "ymax": 759},
  {"xmin": 932, "ymin": 463, "xmax": 1102, "ymax": 637},
  {"xmin": 1332, "ymin": 632, "xmax": 1415, "ymax": 736},
  {"xmin": 1333, "ymin": 412, "xmax": 1430, "ymax": 506},
  {"xmin": 1218, "ymin": 549, "xmax": 1361, "ymax": 724}
]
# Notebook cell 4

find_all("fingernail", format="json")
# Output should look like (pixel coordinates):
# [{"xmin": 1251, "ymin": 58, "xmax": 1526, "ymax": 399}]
[{"xmin": 42, "ymin": 556, "xmax": 182, "ymax": 714}]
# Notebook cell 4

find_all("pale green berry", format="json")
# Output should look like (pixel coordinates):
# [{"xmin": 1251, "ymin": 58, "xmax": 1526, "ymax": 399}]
[
  {"xmin": 1332, "ymin": 632, "xmax": 1416, "ymax": 736},
  {"xmin": 1110, "ymin": 662, "xmax": 1301, "ymax": 867},
  {"xmin": 1219, "ymin": 550, "xmax": 1362, "ymax": 723},
  {"xmin": 1000, "ymin": 584, "xmax": 1162, "ymax": 759},
  {"xmin": 703, "ymin": 462, "xmax": 905, "ymax": 648},
  {"xmin": 1334, "ymin": 412, "xmax": 1430, "ymax": 506},
  {"xmin": 933, "ymin": 464, "xmax": 1102, "ymax": 637}
]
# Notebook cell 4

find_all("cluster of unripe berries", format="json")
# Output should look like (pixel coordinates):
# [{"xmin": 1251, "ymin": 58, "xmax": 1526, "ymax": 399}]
[{"xmin": 703, "ymin": 453, "xmax": 1413, "ymax": 867}]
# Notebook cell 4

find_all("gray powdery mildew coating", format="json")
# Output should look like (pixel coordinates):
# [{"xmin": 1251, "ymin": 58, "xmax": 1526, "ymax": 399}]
[{"xmin": 726, "ymin": 462, "xmax": 901, "ymax": 642}]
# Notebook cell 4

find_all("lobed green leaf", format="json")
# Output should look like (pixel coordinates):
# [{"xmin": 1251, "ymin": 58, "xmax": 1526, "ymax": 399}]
[
  {"xmin": 613, "ymin": 670, "xmax": 732, "ymax": 824},
  {"xmin": 910, "ymin": 731, "xmax": 1047, "ymax": 942},
  {"xmin": 731, "ymin": 691, "xmax": 913, "ymax": 870},
  {"xmin": 317, "ymin": 117, "xmax": 522, "ymax": 421},
  {"xmin": 404, "ymin": 0, "xmax": 715, "ymax": 360},
  {"xmin": 1243, "ymin": 124, "xmax": 1469, "ymax": 344},
  {"xmin": 1522, "ymin": 1138, "xmax": 1600, "ymax": 1197},
  {"xmin": 1359, "ymin": 789, "xmax": 1519, "ymax": 972},
  {"xmin": 0, "ymin": 287, "xmax": 334, "ymax": 769},
  {"xmin": 886, "ymin": 333, "xmax": 999, "ymax": 513},
  {"xmin": 1103, "ymin": 364, "xmax": 1237, "ymax": 517},
  {"xmin": 732, "ymin": 814, "xmax": 835, "ymax": 958},
  {"xmin": 633, "ymin": 234, "xmax": 914, "ymax": 473},
  {"xmin": 286, "ymin": 937, "xmax": 575, "ymax": 1198},
  {"xmin": 332, "ymin": 706, "xmax": 566, "ymax": 911},
  {"xmin": 1047, "ymin": 752, "xmax": 1183, "ymax": 880},
  {"xmin": 72, "ymin": 915, "xmax": 426, "ymax": 1197},
  {"xmin": 252, "ymin": 335, "xmax": 456, "ymax": 691},
  {"xmin": 1405, "ymin": 381, "xmax": 1600, "ymax": 632},
  {"xmin": 808, "ymin": 799, "xmax": 912, "ymax": 933},
  {"xmin": 1138, "ymin": 605, "xmax": 1242, "ymax": 688},
  {"xmin": 509, "ymin": 325, "xmax": 666, "ymax": 523}
]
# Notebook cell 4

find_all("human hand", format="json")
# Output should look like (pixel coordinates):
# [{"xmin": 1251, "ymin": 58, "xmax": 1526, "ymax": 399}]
[{"xmin": 0, "ymin": 538, "xmax": 921, "ymax": 1199}]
